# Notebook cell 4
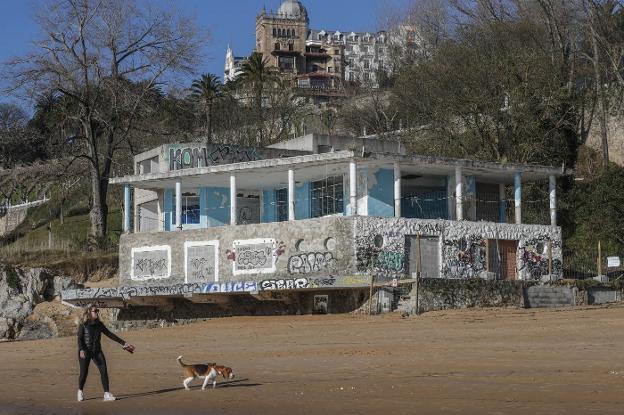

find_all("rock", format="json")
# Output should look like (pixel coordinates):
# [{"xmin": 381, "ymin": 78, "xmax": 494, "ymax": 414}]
[
  {"xmin": 0, "ymin": 264, "xmax": 79, "ymax": 340},
  {"xmin": 17, "ymin": 318, "xmax": 55, "ymax": 340}
]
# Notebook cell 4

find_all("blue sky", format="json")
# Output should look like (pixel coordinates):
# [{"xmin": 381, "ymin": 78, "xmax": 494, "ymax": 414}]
[{"xmin": 0, "ymin": 0, "xmax": 400, "ymax": 107}]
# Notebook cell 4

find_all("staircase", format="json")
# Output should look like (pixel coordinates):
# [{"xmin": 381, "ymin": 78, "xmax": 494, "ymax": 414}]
[{"xmin": 523, "ymin": 286, "xmax": 576, "ymax": 308}]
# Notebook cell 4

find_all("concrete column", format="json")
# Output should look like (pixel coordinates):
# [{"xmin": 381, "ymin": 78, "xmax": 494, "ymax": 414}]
[
  {"xmin": 393, "ymin": 162, "xmax": 401, "ymax": 218},
  {"xmin": 123, "ymin": 184, "xmax": 132, "ymax": 233},
  {"xmin": 549, "ymin": 175, "xmax": 557, "ymax": 227},
  {"xmin": 498, "ymin": 183, "xmax": 506, "ymax": 223},
  {"xmin": 455, "ymin": 166, "xmax": 463, "ymax": 221},
  {"xmin": 514, "ymin": 172, "xmax": 522, "ymax": 225},
  {"xmin": 230, "ymin": 175, "xmax": 237, "ymax": 225},
  {"xmin": 175, "ymin": 181, "xmax": 182, "ymax": 230},
  {"xmin": 288, "ymin": 169, "xmax": 295, "ymax": 221},
  {"xmin": 349, "ymin": 160, "xmax": 357, "ymax": 216}
]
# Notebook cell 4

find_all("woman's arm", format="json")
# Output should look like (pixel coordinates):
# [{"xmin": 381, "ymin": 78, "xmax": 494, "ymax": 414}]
[
  {"xmin": 77, "ymin": 324, "xmax": 87, "ymax": 350},
  {"xmin": 99, "ymin": 321, "xmax": 126, "ymax": 346}
]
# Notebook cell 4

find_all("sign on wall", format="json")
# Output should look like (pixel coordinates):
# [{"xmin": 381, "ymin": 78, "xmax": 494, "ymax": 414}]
[
  {"xmin": 185, "ymin": 241, "xmax": 219, "ymax": 283},
  {"xmin": 131, "ymin": 246, "xmax": 171, "ymax": 280},
  {"xmin": 607, "ymin": 257, "xmax": 621, "ymax": 268},
  {"xmin": 232, "ymin": 238, "xmax": 278, "ymax": 275}
]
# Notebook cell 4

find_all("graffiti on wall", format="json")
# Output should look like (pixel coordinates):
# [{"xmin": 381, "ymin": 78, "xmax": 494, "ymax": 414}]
[
  {"xmin": 442, "ymin": 236, "xmax": 486, "ymax": 279},
  {"xmin": 518, "ymin": 238, "xmax": 563, "ymax": 280},
  {"xmin": 356, "ymin": 246, "xmax": 405, "ymax": 274},
  {"xmin": 131, "ymin": 246, "xmax": 170, "ymax": 280},
  {"xmin": 201, "ymin": 281, "xmax": 258, "ymax": 293},
  {"xmin": 287, "ymin": 252, "xmax": 336, "ymax": 274},
  {"xmin": 228, "ymin": 239, "xmax": 286, "ymax": 275},
  {"xmin": 169, "ymin": 145, "xmax": 260, "ymax": 170},
  {"xmin": 260, "ymin": 278, "xmax": 309, "ymax": 290},
  {"xmin": 185, "ymin": 241, "xmax": 218, "ymax": 283}
]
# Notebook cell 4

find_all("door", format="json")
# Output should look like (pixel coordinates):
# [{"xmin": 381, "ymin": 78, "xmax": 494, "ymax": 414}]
[
  {"xmin": 406, "ymin": 236, "xmax": 440, "ymax": 278},
  {"xmin": 498, "ymin": 240, "xmax": 518, "ymax": 280}
]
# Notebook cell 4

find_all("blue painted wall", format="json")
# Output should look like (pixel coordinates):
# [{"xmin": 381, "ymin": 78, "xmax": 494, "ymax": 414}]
[
  {"xmin": 205, "ymin": 187, "xmax": 230, "ymax": 227},
  {"xmin": 164, "ymin": 189, "xmax": 173, "ymax": 231},
  {"xmin": 295, "ymin": 182, "xmax": 311, "ymax": 220},
  {"xmin": 262, "ymin": 190, "xmax": 277, "ymax": 223},
  {"xmin": 163, "ymin": 187, "xmax": 230, "ymax": 230},
  {"xmin": 368, "ymin": 168, "xmax": 394, "ymax": 217}
]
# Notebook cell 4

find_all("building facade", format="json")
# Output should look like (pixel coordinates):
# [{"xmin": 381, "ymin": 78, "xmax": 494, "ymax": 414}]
[
  {"xmin": 224, "ymin": 0, "xmax": 392, "ymax": 91},
  {"xmin": 63, "ymin": 134, "xmax": 565, "ymax": 313}
]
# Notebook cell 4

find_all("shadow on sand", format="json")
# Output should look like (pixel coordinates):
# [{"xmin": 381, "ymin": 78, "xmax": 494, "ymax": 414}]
[{"xmin": 107, "ymin": 379, "xmax": 261, "ymax": 401}]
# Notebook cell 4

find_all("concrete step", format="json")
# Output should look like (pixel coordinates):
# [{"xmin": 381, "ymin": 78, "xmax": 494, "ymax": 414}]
[{"xmin": 524, "ymin": 286, "xmax": 576, "ymax": 308}]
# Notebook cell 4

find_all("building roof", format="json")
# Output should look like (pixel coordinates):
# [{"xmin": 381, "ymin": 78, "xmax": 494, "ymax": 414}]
[
  {"xmin": 110, "ymin": 150, "xmax": 567, "ymax": 190},
  {"xmin": 277, "ymin": 0, "xmax": 308, "ymax": 19}
]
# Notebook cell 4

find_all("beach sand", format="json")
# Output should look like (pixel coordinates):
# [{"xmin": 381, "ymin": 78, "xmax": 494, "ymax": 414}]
[{"xmin": 2, "ymin": 305, "xmax": 624, "ymax": 414}]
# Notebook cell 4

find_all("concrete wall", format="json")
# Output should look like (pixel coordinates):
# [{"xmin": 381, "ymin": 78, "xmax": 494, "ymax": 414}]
[
  {"xmin": 0, "ymin": 201, "xmax": 48, "ymax": 237},
  {"xmin": 134, "ymin": 143, "xmax": 309, "ymax": 174},
  {"xmin": 267, "ymin": 134, "xmax": 405, "ymax": 155},
  {"xmin": 119, "ymin": 217, "xmax": 357, "ymax": 287},
  {"xmin": 354, "ymin": 217, "xmax": 562, "ymax": 281},
  {"xmin": 403, "ymin": 278, "xmax": 529, "ymax": 314},
  {"xmin": 118, "ymin": 216, "xmax": 562, "ymax": 288}
]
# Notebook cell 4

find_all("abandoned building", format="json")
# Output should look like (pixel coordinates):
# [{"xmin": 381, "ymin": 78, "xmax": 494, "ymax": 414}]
[{"xmin": 62, "ymin": 134, "xmax": 565, "ymax": 317}]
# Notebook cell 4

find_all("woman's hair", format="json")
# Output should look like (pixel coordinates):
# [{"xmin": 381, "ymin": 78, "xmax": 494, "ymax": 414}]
[{"xmin": 80, "ymin": 303, "xmax": 98, "ymax": 325}]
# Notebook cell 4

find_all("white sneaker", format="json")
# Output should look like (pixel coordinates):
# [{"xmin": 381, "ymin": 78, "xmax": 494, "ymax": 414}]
[
  {"xmin": 103, "ymin": 392, "xmax": 116, "ymax": 401},
  {"xmin": 77, "ymin": 390, "xmax": 84, "ymax": 402}
]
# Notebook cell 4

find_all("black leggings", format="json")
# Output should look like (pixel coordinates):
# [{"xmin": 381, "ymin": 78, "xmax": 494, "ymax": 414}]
[{"xmin": 78, "ymin": 351, "xmax": 109, "ymax": 392}]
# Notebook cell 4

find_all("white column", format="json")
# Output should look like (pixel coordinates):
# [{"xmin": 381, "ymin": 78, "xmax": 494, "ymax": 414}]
[
  {"xmin": 123, "ymin": 184, "xmax": 132, "ymax": 233},
  {"xmin": 288, "ymin": 169, "xmax": 295, "ymax": 221},
  {"xmin": 393, "ymin": 162, "xmax": 401, "ymax": 218},
  {"xmin": 498, "ymin": 183, "xmax": 506, "ymax": 223},
  {"xmin": 230, "ymin": 175, "xmax": 237, "ymax": 226},
  {"xmin": 514, "ymin": 172, "xmax": 522, "ymax": 225},
  {"xmin": 349, "ymin": 160, "xmax": 357, "ymax": 216},
  {"xmin": 549, "ymin": 175, "xmax": 557, "ymax": 227},
  {"xmin": 455, "ymin": 166, "xmax": 463, "ymax": 221},
  {"xmin": 175, "ymin": 181, "xmax": 182, "ymax": 230}
]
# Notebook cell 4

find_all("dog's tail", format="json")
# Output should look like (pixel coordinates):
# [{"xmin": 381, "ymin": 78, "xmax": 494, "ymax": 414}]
[{"xmin": 177, "ymin": 355, "xmax": 186, "ymax": 367}]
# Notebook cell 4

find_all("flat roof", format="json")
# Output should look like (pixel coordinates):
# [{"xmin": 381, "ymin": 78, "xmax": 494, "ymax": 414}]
[{"xmin": 110, "ymin": 150, "xmax": 567, "ymax": 190}]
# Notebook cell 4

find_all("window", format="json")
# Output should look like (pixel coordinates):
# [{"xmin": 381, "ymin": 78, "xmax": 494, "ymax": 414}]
[
  {"xmin": 361, "ymin": 45, "xmax": 368, "ymax": 53},
  {"xmin": 279, "ymin": 56, "xmax": 295, "ymax": 71},
  {"xmin": 275, "ymin": 188, "xmax": 288, "ymax": 222},
  {"xmin": 273, "ymin": 28, "xmax": 277, "ymax": 37},
  {"xmin": 275, "ymin": 42, "xmax": 281, "ymax": 50},
  {"xmin": 311, "ymin": 176, "xmax": 344, "ymax": 217},
  {"xmin": 288, "ymin": 43, "xmax": 294, "ymax": 51},
  {"xmin": 172, "ymin": 191, "xmax": 200, "ymax": 225},
  {"xmin": 328, "ymin": 67, "xmax": 333, "ymax": 73},
  {"xmin": 348, "ymin": 72, "xmax": 355, "ymax": 82},
  {"xmin": 364, "ymin": 72, "xmax": 371, "ymax": 81},
  {"xmin": 334, "ymin": 49, "xmax": 340, "ymax": 55},
  {"xmin": 364, "ymin": 60, "xmax": 370, "ymax": 69}
]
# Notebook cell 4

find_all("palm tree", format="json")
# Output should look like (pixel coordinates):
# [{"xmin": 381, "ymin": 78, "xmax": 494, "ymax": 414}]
[
  {"xmin": 190, "ymin": 74, "xmax": 223, "ymax": 144},
  {"xmin": 239, "ymin": 53, "xmax": 278, "ymax": 146}
]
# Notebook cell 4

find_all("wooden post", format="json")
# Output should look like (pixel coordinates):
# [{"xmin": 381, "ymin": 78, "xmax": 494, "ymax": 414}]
[
  {"xmin": 486, "ymin": 239, "xmax": 490, "ymax": 273},
  {"xmin": 368, "ymin": 273, "xmax": 374, "ymax": 316},
  {"xmin": 415, "ymin": 235, "xmax": 421, "ymax": 316},
  {"xmin": 547, "ymin": 241, "xmax": 553, "ymax": 278},
  {"xmin": 598, "ymin": 240, "xmax": 603, "ymax": 276}
]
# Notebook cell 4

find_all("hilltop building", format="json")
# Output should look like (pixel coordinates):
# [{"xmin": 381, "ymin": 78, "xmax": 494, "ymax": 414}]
[{"xmin": 224, "ymin": 0, "xmax": 401, "ymax": 94}]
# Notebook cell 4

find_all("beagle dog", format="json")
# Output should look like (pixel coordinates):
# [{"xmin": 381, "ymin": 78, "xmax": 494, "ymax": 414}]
[{"xmin": 177, "ymin": 356, "xmax": 235, "ymax": 390}]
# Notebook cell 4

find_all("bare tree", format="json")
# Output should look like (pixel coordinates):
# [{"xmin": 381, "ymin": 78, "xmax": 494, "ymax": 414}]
[{"xmin": 5, "ymin": 0, "xmax": 205, "ymax": 244}]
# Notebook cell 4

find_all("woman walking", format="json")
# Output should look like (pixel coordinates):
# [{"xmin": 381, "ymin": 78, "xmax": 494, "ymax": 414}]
[{"xmin": 77, "ymin": 304, "xmax": 135, "ymax": 402}]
